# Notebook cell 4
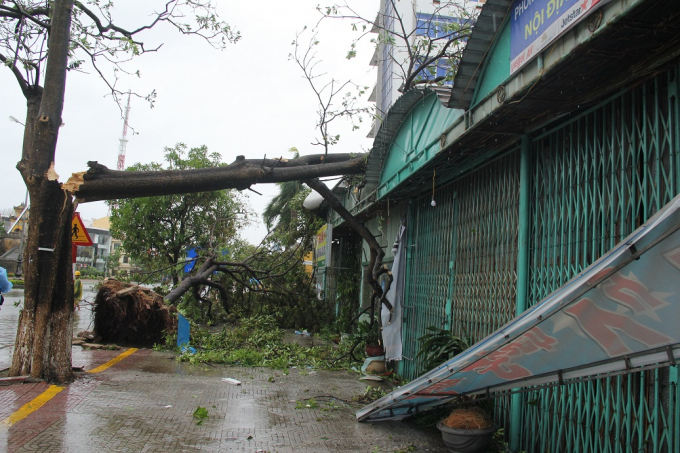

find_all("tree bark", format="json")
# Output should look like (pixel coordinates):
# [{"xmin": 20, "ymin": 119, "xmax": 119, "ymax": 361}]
[
  {"xmin": 10, "ymin": 0, "xmax": 76, "ymax": 382},
  {"xmin": 66, "ymin": 154, "xmax": 366, "ymax": 202}
]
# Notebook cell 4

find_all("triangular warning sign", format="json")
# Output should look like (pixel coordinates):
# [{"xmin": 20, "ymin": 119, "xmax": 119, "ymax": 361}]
[{"xmin": 72, "ymin": 212, "xmax": 92, "ymax": 246}]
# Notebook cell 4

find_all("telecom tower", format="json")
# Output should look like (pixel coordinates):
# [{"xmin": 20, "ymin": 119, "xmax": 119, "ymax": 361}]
[
  {"xmin": 109, "ymin": 92, "xmax": 131, "ymax": 214},
  {"xmin": 117, "ymin": 91, "xmax": 132, "ymax": 171}
]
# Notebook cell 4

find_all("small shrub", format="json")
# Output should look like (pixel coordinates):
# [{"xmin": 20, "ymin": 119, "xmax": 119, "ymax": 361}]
[
  {"xmin": 79, "ymin": 266, "xmax": 104, "ymax": 278},
  {"xmin": 417, "ymin": 326, "xmax": 469, "ymax": 372}
]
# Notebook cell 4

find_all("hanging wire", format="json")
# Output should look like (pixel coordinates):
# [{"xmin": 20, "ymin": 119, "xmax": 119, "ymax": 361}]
[{"xmin": 431, "ymin": 170, "xmax": 436, "ymax": 207}]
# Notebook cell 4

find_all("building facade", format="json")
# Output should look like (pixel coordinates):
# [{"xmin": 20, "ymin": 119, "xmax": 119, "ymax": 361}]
[
  {"xmin": 332, "ymin": 0, "xmax": 680, "ymax": 450},
  {"xmin": 75, "ymin": 226, "xmax": 112, "ymax": 274},
  {"xmin": 367, "ymin": 0, "xmax": 484, "ymax": 137}
]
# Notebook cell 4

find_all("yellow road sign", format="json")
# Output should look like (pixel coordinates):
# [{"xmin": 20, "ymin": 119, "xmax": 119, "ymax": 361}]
[{"xmin": 72, "ymin": 212, "xmax": 92, "ymax": 246}]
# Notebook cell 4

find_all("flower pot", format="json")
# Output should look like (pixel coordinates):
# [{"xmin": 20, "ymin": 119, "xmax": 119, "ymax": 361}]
[
  {"xmin": 436, "ymin": 421, "xmax": 496, "ymax": 453},
  {"xmin": 365, "ymin": 344, "xmax": 385, "ymax": 357}
]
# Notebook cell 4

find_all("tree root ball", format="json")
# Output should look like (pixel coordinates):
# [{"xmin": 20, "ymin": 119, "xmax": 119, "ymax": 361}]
[{"xmin": 93, "ymin": 279, "xmax": 177, "ymax": 347}]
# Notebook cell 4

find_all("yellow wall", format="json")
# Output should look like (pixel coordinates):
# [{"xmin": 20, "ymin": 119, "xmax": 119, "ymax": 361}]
[{"xmin": 92, "ymin": 216, "xmax": 111, "ymax": 229}]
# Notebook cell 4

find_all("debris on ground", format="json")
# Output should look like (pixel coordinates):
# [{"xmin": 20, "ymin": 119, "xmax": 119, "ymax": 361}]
[
  {"xmin": 73, "ymin": 331, "xmax": 94, "ymax": 346},
  {"xmin": 77, "ymin": 331, "xmax": 96, "ymax": 341},
  {"xmin": 359, "ymin": 375, "xmax": 383, "ymax": 381},
  {"xmin": 81, "ymin": 343, "xmax": 122, "ymax": 351},
  {"xmin": 221, "ymin": 378, "xmax": 242, "ymax": 385},
  {"xmin": 93, "ymin": 279, "xmax": 177, "ymax": 346}
]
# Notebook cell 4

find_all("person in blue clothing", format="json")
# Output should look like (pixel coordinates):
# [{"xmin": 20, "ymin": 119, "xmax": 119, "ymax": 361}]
[{"xmin": 0, "ymin": 266, "xmax": 13, "ymax": 309}]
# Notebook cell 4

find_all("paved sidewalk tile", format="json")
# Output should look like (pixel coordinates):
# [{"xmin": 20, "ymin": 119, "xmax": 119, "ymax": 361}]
[{"xmin": 1, "ymin": 350, "xmax": 446, "ymax": 452}]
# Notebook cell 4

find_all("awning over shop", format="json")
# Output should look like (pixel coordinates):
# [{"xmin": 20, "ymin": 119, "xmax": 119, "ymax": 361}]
[{"xmin": 357, "ymin": 193, "xmax": 680, "ymax": 422}]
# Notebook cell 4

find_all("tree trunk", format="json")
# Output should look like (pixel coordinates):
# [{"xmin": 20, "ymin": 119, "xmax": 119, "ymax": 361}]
[
  {"xmin": 10, "ymin": 0, "xmax": 76, "ymax": 383},
  {"xmin": 10, "ymin": 172, "xmax": 75, "ymax": 382}
]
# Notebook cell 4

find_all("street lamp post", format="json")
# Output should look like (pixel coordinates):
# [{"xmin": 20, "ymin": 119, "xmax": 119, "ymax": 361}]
[{"xmin": 14, "ymin": 191, "xmax": 29, "ymax": 278}]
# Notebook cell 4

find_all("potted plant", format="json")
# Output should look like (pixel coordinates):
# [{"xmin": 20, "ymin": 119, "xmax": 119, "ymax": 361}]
[
  {"xmin": 414, "ymin": 327, "xmax": 495, "ymax": 451},
  {"xmin": 357, "ymin": 320, "xmax": 384, "ymax": 357},
  {"xmin": 436, "ymin": 406, "xmax": 496, "ymax": 453}
]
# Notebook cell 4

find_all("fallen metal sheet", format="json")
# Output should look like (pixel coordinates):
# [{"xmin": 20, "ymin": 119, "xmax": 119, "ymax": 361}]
[{"xmin": 357, "ymin": 192, "xmax": 680, "ymax": 422}]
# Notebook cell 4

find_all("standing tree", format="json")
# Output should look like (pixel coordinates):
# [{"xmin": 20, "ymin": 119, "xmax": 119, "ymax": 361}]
[
  {"xmin": 2, "ymin": 0, "xmax": 235, "ymax": 382},
  {"xmin": 109, "ymin": 144, "xmax": 248, "ymax": 286}
]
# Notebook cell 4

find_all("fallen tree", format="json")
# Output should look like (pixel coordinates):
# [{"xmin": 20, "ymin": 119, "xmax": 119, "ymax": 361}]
[
  {"xmin": 4, "ymin": 0, "xmax": 389, "ymax": 382},
  {"xmin": 65, "ymin": 154, "xmax": 366, "ymax": 202}
]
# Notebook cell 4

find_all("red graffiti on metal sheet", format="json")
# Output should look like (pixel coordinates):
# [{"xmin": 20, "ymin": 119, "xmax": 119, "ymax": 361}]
[
  {"xmin": 664, "ymin": 246, "xmax": 680, "ymax": 270},
  {"xmin": 403, "ymin": 394, "xmax": 439, "ymax": 402},
  {"xmin": 421, "ymin": 378, "xmax": 465, "ymax": 395},
  {"xmin": 601, "ymin": 272, "xmax": 668, "ymax": 318},
  {"xmin": 564, "ymin": 297, "xmax": 672, "ymax": 357},
  {"xmin": 402, "ymin": 379, "xmax": 465, "ymax": 401},
  {"xmin": 462, "ymin": 328, "xmax": 557, "ymax": 380}
]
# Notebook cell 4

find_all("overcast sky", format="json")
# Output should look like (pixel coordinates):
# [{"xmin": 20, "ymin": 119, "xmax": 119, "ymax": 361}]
[{"xmin": 0, "ymin": 0, "xmax": 378, "ymax": 243}]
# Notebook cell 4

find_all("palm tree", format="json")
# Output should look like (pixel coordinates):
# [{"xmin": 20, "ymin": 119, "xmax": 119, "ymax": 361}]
[{"xmin": 263, "ymin": 180, "xmax": 305, "ymax": 233}]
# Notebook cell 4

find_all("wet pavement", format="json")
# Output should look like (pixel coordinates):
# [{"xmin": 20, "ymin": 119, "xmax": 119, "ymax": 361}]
[{"xmin": 0, "ymin": 283, "xmax": 446, "ymax": 452}]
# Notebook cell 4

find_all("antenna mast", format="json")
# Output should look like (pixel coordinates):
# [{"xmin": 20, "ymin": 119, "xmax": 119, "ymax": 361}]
[{"xmin": 117, "ymin": 91, "xmax": 132, "ymax": 171}]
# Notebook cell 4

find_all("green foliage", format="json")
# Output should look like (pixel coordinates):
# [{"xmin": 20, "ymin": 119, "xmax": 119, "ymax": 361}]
[
  {"xmin": 295, "ymin": 398, "xmax": 319, "ymax": 409},
  {"xmin": 192, "ymin": 406, "xmax": 209, "ymax": 425},
  {"xmin": 352, "ymin": 385, "xmax": 387, "ymax": 404},
  {"xmin": 104, "ymin": 248, "xmax": 122, "ymax": 275},
  {"xmin": 416, "ymin": 327, "xmax": 469, "ymax": 373},
  {"xmin": 334, "ymin": 236, "xmax": 362, "ymax": 333},
  {"xmin": 109, "ymin": 143, "xmax": 248, "ymax": 285},
  {"xmin": 201, "ymin": 239, "xmax": 329, "ymax": 330},
  {"xmin": 262, "ymin": 148, "xmax": 324, "ymax": 247},
  {"xmin": 78, "ymin": 266, "xmax": 104, "ymax": 278},
  {"xmin": 175, "ymin": 315, "xmax": 356, "ymax": 371},
  {"xmin": 356, "ymin": 320, "xmax": 381, "ymax": 345}
]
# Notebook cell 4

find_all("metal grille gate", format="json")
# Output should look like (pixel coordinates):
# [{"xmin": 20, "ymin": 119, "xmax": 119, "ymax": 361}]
[
  {"xmin": 402, "ymin": 153, "xmax": 521, "ymax": 380},
  {"xmin": 397, "ymin": 60, "xmax": 680, "ymax": 452},
  {"xmin": 519, "ymin": 63, "xmax": 680, "ymax": 452},
  {"xmin": 402, "ymin": 184, "xmax": 458, "ymax": 378}
]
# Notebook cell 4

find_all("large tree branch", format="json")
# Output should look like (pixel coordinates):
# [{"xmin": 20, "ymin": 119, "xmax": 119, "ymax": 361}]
[
  {"xmin": 303, "ymin": 178, "xmax": 393, "ymax": 312},
  {"xmin": 74, "ymin": 0, "xmax": 154, "ymax": 37},
  {"xmin": 65, "ymin": 154, "xmax": 366, "ymax": 202},
  {"xmin": 0, "ymin": 4, "xmax": 51, "ymax": 28},
  {"xmin": 0, "ymin": 53, "xmax": 30, "ymax": 95}
]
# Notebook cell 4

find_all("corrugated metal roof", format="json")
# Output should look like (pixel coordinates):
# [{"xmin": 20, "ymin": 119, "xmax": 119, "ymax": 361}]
[
  {"xmin": 364, "ymin": 87, "xmax": 447, "ymax": 189},
  {"xmin": 448, "ymin": 0, "xmax": 513, "ymax": 110}
]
